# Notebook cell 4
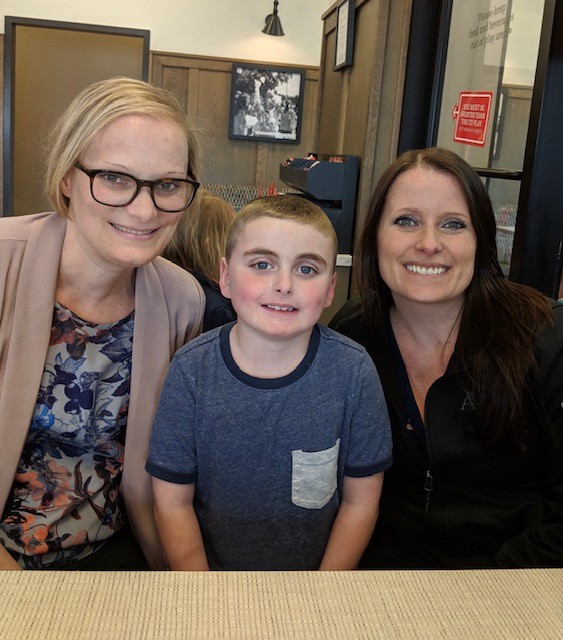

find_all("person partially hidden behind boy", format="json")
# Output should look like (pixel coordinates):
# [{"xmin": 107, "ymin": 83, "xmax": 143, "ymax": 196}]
[{"xmin": 145, "ymin": 195, "xmax": 392, "ymax": 570}]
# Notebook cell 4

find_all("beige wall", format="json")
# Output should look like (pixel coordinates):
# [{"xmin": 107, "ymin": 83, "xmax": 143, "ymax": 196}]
[{"xmin": 0, "ymin": 0, "xmax": 331, "ymax": 66}]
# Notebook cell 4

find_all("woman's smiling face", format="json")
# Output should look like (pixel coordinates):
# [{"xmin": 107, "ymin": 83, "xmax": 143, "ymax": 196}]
[
  {"xmin": 376, "ymin": 166, "xmax": 477, "ymax": 310},
  {"xmin": 61, "ymin": 114, "xmax": 189, "ymax": 272}
]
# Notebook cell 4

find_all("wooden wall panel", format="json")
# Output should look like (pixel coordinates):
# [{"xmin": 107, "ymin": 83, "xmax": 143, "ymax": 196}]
[
  {"xmin": 366, "ymin": 0, "xmax": 413, "ymax": 188},
  {"xmin": 317, "ymin": 0, "xmax": 413, "ymax": 291},
  {"xmin": 342, "ymin": 0, "xmax": 386, "ymax": 160},
  {"xmin": 160, "ymin": 64, "xmax": 191, "ymax": 111},
  {"xmin": 152, "ymin": 52, "xmax": 319, "ymax": 188},
  {"xmin": 316, "ymin": 33, "xmax": 344, "ymax": 155},
  {"xmin": 193, "ymin": 66, "xmax": 257, "ymax": 185}
]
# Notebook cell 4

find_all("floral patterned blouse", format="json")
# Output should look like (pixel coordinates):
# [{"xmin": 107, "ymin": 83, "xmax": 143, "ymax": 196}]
[{"xmin": 0, "ymin": 303, "xmax": 134, "ymax": 568}]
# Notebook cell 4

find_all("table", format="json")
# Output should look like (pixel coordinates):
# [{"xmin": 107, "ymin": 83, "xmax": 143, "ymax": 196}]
[{"xmin": 1, "ymin": 569, "xmax": 562, "ymax": 639}]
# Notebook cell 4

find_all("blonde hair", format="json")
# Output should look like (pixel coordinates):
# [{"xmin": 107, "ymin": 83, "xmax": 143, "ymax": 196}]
[
  {"xmin": 162, "ymin": 191, "xmax": 235, "ymax": 282},
  {"xmin": 44, "ymin": 76, "xmax": 201, "ymax": 218},
  {"xmin": 225, "ymin": 195, "xmax": 338, "ymax": 268}
]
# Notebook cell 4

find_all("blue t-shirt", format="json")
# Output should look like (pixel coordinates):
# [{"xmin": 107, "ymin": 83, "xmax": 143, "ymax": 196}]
[{"xmin": 146, "ymin": 323, "xmax": 392, "ymax": 570}]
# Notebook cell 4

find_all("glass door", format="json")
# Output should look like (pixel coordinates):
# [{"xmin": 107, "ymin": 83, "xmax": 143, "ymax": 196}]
[
  {"xmin": 433, "ymin": 0, "xmax": 545, "ymax": 276},
  {"xmin": 399, "ymin": 0, "xmax": 562, "ymax": 297}
]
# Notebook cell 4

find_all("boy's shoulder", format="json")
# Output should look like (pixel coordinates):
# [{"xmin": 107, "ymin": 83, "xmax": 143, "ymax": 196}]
[
  {"xmin": 317, "ymin": 323, "xmax": 371, "ymax": 358},
  {"xmin": 174, "ymin": 324, "xmax": 225, "ymax": 360}
]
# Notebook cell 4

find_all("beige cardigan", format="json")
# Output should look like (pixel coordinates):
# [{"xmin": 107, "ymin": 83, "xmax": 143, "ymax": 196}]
[{"xmin": 0, "ymin": 212, "xmax": 204, "ymax": 568}]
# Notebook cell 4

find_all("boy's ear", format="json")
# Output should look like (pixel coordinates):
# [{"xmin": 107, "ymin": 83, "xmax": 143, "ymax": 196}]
[
  {"xmin": 323, "ymin": 271, "xmax": 338, "ymax": 309},
  {"xmin": 219, "ymin": 257, "xmax": 232, "ymax": 299}
]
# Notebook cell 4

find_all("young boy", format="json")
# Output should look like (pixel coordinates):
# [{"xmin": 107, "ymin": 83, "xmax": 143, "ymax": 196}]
[{"xmin": 146, "ymin": 195, "xmax": 392, "ymax": 570}]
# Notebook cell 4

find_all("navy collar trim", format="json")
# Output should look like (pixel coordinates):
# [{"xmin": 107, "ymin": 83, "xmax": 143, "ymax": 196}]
[{"xmin": 219, "ymin": 323, "xmax": 320, "ymax": 389}]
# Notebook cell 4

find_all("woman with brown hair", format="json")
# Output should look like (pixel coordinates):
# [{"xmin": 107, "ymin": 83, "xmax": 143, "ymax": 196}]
[{"xmin": 330, "ymin": 147, "xmax": 562, "ymax": 568}]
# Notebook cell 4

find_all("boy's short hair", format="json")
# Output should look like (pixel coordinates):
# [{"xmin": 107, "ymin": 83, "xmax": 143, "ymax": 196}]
[{"xmin": 225, "ymin": 195, "xmax": 338, "ymax": 268}]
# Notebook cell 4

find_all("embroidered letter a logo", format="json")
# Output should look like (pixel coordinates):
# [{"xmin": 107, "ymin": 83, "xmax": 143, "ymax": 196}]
[{"xmin": 461, "ymin": 392, "xmax": 476, "ymax": 411}]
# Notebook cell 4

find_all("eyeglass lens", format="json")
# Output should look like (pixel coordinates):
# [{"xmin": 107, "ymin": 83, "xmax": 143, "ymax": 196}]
[{"xmin": 92, "ymin": 171, "xmax": 195, "ymax": 212}]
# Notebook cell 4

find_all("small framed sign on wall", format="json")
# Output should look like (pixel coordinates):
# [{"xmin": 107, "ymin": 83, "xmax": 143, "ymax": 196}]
[{"xmin": 334, "ymin": 0, "xmax": 356, "ymax": 71}]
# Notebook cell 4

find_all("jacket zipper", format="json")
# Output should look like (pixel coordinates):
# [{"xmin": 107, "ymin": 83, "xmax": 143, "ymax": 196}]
[
  {"xmin": 404, "ymin": 414, "xmax": 434, "ymax": 516},
  {"xmin": 424, "ymin": 469, "xmax": 434, "ymax": 515}
]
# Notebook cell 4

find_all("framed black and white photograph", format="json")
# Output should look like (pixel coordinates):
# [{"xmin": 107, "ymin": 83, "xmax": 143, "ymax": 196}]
[
  {"xmin": 228, "ymin": 63, "xmax": 305, "ymax": 144},
  {"xmin": 334, "ymin": 0, "xmax": 356, "ymax": 70}
]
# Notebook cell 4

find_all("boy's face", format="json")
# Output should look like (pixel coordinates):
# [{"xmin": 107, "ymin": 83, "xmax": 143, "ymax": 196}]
[{"xmin": 220, "ymin": 217, "xmax": 337, "ymax": 344}]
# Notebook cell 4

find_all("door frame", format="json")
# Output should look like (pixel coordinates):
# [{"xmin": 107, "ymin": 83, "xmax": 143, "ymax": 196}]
[{"xmin": 2, "ymin": 16, "xmax": 150, "ymax": 217}]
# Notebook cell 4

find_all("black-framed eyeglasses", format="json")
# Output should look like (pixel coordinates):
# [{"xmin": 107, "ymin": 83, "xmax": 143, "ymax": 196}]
[{"xmin": 74, "ymin": 162, "xmax": 200, "ymax": 213}]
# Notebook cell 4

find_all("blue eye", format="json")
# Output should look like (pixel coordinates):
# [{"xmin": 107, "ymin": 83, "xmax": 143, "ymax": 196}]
[
  {"xmin": 442, "ymin": 218, "xmax": 467, "ymax": 230},
  {"xmin": 394, "ymin": 216, "xmax": 417, "ymax": 227},
  {"xmin": 156, "ymin": 180, "xmax": 180, "ymax": 193},
  {"xmin": 298, "ymin": 265, "xmax": 316, "ymax": 275},
  {"xmin": 253, "ymin": 261, "xmax": 271, "ymax": 270},
  {"xmin": 100, "ymin": 172, "xmax": 131, "ymax": 188}
]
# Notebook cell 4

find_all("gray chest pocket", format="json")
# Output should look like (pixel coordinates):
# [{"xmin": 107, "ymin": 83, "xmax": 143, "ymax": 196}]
[{"xmin": 291, "ymin": 439, "xmax": 340, "ymax": 509}]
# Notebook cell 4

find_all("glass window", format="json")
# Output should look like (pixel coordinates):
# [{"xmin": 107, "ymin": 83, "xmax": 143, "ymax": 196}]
[
  {"xmin": 434, "ymin": 0, "xmax": 546, "ymax": 273},
  {"xmin": 484, "ymin": 177, "xmax": 520, "ymax": 275},
  {"xmin": 436, "ymin": 0, "xmax": 544, "ymax": 168}
]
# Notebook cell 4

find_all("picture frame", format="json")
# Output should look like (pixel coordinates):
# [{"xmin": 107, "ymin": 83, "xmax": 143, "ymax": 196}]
[
  {"xmin": 334, "ymin": 0, "xmax": 356, "ymax": 71},
  {"xmin": 228, "ymin": 63, "xmax": 305, "ymax": 144}
]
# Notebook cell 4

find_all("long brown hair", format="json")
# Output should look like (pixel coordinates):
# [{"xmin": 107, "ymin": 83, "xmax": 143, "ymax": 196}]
[{"xmin": 358, "ymin": 147, "xmax": 552, "ymax": 448}]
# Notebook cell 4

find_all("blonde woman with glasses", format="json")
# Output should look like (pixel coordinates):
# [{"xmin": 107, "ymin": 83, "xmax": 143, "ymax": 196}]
[{"xmin": 0, "ymin": 77, "xmax": 205, "ymax": 570}]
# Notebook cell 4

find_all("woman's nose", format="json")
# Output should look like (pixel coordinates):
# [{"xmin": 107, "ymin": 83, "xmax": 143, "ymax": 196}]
[
  {"xmin": 415, "ymin": 225, "xmax": 442, "ymax": 254},
  {"xmin": 126, "ymin": 186, "xmax": 158, "ymax": 221}
]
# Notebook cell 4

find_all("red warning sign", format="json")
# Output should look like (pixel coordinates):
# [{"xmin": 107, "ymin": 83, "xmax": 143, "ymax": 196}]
[{"xmin": 452, "ymin": 91, "xmax": 493, "ymax": 147}]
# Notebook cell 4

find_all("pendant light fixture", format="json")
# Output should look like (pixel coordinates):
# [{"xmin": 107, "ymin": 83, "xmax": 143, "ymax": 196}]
[{"xmin": 262, "ymin": 0, "xmax": 285, "ymax": 36}]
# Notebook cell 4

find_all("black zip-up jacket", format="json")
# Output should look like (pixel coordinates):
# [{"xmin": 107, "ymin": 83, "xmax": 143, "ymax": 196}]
[{"xmin": 330, "ymin": 299, "xmax": 563, "ymax": 568}]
